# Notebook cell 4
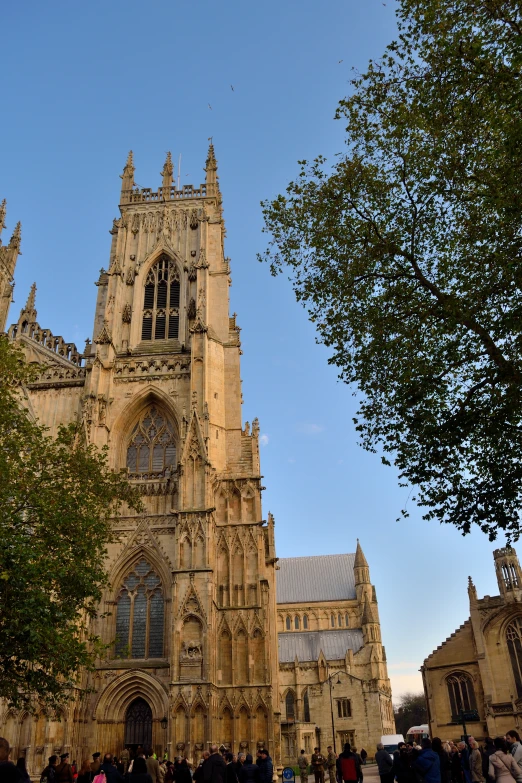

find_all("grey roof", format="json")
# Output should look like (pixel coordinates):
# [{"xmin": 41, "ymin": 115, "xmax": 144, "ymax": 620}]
[
  {"xmin": 276, "ymin": 554, "xmax": 356, "ymax": 603},
  {"xmin": 278, "ymin": 629, "xmax": 364, "ymax": 663}
]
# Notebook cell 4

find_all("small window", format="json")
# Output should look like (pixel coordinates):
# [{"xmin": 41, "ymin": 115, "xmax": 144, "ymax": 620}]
[
  {"xmin": 331, "ymin": 614, "xmax": 335, "ymax": 628},
  {"xmin": 295, "ymin": 615, "xmax": 300, "ymax": 630},
  {"xmin": 303, "ymin": 614, "xmax": 309, "ymax": 629},
  {"xmin": 286, "ymin": 616, "xmax": 291, "ymax": 630},
  {"xmin": 303, "ymin": 689, "xmax": 311, "ymax": 722},
  {"xmin": 336, "ymin": 699, "xmax": 351, "ymax": 718},
  {"xmin": 338, "ymin": 613, "xmax": 342, "ymax": 626},
  {"xmin": 345, "ymin": 613, "xmax": 349, "ymax": 627}
]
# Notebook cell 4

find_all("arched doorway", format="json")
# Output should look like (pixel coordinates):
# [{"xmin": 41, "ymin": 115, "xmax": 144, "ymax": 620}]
[{"xmin": 125, "ymin": 698, "xmax": 152, "ymax": 748}]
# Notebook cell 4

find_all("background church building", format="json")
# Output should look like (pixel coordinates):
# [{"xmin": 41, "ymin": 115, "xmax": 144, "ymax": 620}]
[
  {"xmin": 0, "ymin": 147, "xmax": 394, "ymax": 769},
  {"xmin": 422, "ymin": 546, "xmax": 522, "ymax": 741}
]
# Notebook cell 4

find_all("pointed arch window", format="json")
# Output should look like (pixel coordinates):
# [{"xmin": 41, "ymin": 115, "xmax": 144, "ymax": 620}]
[
  {"xmin": 295, "ymin": 615, "xmax": 300, "ymax": 630},
  {"xmin": 446, "ymin": 672, "xmax": 476, "ymax": 720},
  {"xmin": 141, "ymin": 255, "xmax": 180, "ymax": 341},
  {"xmin": 303, "ymin": 614, "xmax": 309, "ymax": 629},
  {"xmin": 303, "ymin": 688, "xmax": 311, "ymax": 722},
  {"xmin": 285, "ymin": 691, "xmax": 296, "ymax": 721},
  {"xmin": 115, "ymin": 558, "xmax": 164, "ymax": 659},
  {"xmin": 286, "ymin": 616, "xmax": 291, "ymax": 630},
  {"xmin": 507, "ymin": 617, "xmax": 522, "ymax": 696},
  {"xmin": 126, "ymin": 406, "xmax": 177, "ymax": 478}
]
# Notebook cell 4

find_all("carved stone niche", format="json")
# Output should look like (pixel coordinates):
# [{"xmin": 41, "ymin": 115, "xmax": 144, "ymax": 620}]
[
  {"xmin": 176, "ymin": 743, "xmax": 185, "ymax": 751},
  {"xmin": 179, "ymin": 617, "xmax": 203, "ymax": 680}
]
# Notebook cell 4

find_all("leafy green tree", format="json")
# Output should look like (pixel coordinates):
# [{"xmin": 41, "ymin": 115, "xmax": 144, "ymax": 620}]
[
  {"xmin": 394, "ymin": 692, "xmax": 428, "ymax": 739},
  {"xmin": 261, "ymin": 1, "xmax": 522, "ymax": 540},
  {"xmin": 0, "ymin": 336, "xmax": 140, "ymax": 710}
]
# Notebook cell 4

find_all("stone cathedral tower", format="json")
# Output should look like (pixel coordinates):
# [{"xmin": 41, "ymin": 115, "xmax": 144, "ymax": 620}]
[{"xmin": 3, "ymin": 146, "xmax": 281, "ymax": 765}]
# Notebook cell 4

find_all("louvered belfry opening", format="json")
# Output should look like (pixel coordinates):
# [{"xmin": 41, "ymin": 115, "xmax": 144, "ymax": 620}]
[
  {"xmin": 125, "ymin": 697, "xmax": 153, "ymax": 747},
  {"xmin": 141, "ymin": 254, "xmax": 180, "ymax": 341}
]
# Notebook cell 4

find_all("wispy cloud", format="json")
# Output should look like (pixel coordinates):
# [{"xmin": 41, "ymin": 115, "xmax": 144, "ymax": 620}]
[
  {"xmin": 296, "ymin": 422, "xmax": 324, "ymax": 435},
  {"xmin": 260, "ymin": 434, "xmax": 269, "ymax": 446}
]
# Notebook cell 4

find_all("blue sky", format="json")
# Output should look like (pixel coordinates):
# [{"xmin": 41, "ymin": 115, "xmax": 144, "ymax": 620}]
[{"xmin": 0, "ymin": 0, "xmax": 510, "ymax": 700}]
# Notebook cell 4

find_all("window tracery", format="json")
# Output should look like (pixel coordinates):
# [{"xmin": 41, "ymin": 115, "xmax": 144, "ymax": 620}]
[
  {"xmin": 115, "ymin": 558, "xmax": 164, "ymax": 659},
  {"xmin": 126, "ymin": 406, "xmax": 177, "ymax": 478},
  {"xmin": 446, "ymin": 671, "xmax": 476, "ymax": 720},
  {"xmin": 507, "ymin": 617, "xmax": 522, "ymax": 696},
  {"xmin": 141, "ymin": 255, "xmax": 180, "ymax": 341}
]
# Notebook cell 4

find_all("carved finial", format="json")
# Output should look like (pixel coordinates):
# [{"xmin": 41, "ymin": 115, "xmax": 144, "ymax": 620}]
[
  {"xmin": 24, "ymin": 283, "xmax": 36, "ymax": 314},
  {"xmin": 120, "ymin": 151, "xmax": 135, "ymax": 202},
  {"xmin": 0, "ymin": 199, "xmax": 6, "ymax": 238},
  {"xmin": 205, "ymin": 140, "xmax": 219, "ymax": 193},
  {"xmin": 161, "ymin": 151, "xmax": 174, "ymax": 191},
  {"xmin": 252, "ymin": 418, "xmax": 260, "ymax": 437},
  {"xmin": 468, "ymin": 575, "xmax": 478, "ymax": 605},
  {"xmin": 9, "ymin": 222, "xmax": 21, "ymax": 249}
]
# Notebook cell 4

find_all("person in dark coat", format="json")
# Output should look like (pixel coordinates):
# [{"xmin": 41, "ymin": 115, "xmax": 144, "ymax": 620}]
[
  {"xmin": 0, "ymin": 738, "xmax": 21, "ymax": 783},
  {"xmin": 413, "ymin": 739, "xmax": 441, "ymax": 783},
  {"xmin": 225, "ymin": 755, "xmax": 238, "ymax": 783},
  {"xmin": 126, "ymin": 756, "xmax": 153, "ymax": 783},
  {"xmin": 15, "ymin": 759, "xmax": 30, "ymax": 783},
  {"xmin": 204, "ymin": 747, "xmax": 226, "ymax": 783},
  {"xmin": 101, "ymin": 754, "xmax": 124, "ymax": 783},
  {"xmin": 375, "ymin": 745, "xmax": 394, "ymax": 783},
  {"xmin": 393, "ymin": 744, "xmax": 415, "ymax": 783},
  {"xmin": 256, "ymin": 751, "xmax": 272, "ymax": 783},
  {"xmin": 239, "ymin": 755, "xmax": 259, "ymax": 783},
  {"xmin": 41, "ymin": 756, "xmax": 59, "ymax": 783},
  {"xmin": 174, "ymin": 761, "xmax": 191, "ymax": 783},
  {"xmin": 432, "ymin": 739, "xmax": 451, "ymax": 783}
]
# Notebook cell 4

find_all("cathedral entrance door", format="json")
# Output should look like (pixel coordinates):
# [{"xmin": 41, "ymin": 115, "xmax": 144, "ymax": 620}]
[{"xmin": 125, "ymin": 698, "xmax": 153, "ymax": 749}]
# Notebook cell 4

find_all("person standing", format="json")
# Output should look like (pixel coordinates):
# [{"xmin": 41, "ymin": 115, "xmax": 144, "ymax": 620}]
[
  {"xmin": 469, "ymin": 740, "xmax": 484, "ymax": 783},
  {"xmin": 256, "ymin": 750, "xmax": 272, "ymax": 783},
  {"xmin": 91, "ymin": 755, "xmax": 102, "ymax": 779},
  {"xmin": 336, "ymin": 744, "xmax": 361, "ymax": 783},
  {"xmin": 15, "ymin": 759, "xmax": 29, "ymax": 783},
  {"xmin": 56, "ymin": 754, "xmax": 74, "ymax": 783},
  {"xmin": 145, "ymin": 753, "xmax": 161, "ymax": 783},
  {"xmin": 311, "ymin": 749, "xmax": 325, "ymax": 783},
  {"xmin": 298, "ymin": 751, "xmax": 309, "ymax": 783},
  {"xmin": 488, "ymin": 738, "xmax": 522, "ymax": 783},
  {"xmin": 326, "ymin": 748, "xmax": 336, "ymax": 783},
  {"xmin": 375, "ymin": 744, "xmax": 394, "ymax": 783},
  {"xmin": 41, "ymin": 756, "xmax": 59, "ymax": 783},
  {"xmin": 204, "ymin": 746, "xmax": 226, "ymax": 783},
  {"xmin": 101, "ymin": 753, "xmax": 124, "ymax": 783},
  {"xmin": 239, "ymin": 755, "xmax": 259, "ymax": 783},
  {"xmin": 413, "ymin": 739, "xmax": 441, "ymax": 783},
  {"xmin": 432, "ymin": 739, "xmax": 451, "ymax": 783},
  {"xmin": 76, "ymin": 761, "xmax": 92, "ymax": 783},
  {"xmin": 506, "ymin": 733, "xmax": 522, "ymax": 773},
  {"xmin": 458, "ymin": 743, "xmax": 471, "ymax": 783}
]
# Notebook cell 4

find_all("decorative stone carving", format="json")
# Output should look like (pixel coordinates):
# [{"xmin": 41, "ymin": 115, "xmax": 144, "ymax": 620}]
[
  {"xmin": 122, "ymin": 303, "xmax": 132, "ymax": 323},
  {"xmin": 94, "ymin": 320, "xmax": 112, "ymax": 345}
]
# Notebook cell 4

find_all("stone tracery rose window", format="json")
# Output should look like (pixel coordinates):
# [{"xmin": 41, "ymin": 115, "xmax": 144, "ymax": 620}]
[
  {"xmin": 507, "ymin": 617, "xmax": 522, "ymax": 696},
  {"xmin": 115, "ymin": 558, "xmax": 164, "ymax": 659},
  {"xmin": 126, "ymin": 406, "xmax": 177, "ymax": 478},
  {"xmin": 141, "ymin": 255, "xmax": 180, "ymax": 341}
]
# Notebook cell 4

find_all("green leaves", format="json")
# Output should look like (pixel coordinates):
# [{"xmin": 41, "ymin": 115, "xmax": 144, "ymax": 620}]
[
  {"xmin": 261, "ymin": 1, "xmax": 522, "ymax": 540},
  {"xmin": 0, "ymin": 336, "xmax": 141, "ymax": 710}
]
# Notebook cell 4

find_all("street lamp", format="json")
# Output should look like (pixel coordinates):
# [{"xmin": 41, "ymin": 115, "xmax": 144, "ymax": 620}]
[
  {"xmin": 161, "ymin": 716, "xmax": 168, "ymax": 758},
  {"xmin": 161, "ymin": 716, "xmax": 168, "ymax": 730}
]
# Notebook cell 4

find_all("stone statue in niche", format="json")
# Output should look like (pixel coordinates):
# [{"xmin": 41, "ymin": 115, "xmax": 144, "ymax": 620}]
[{"xmin": 180, "ymin": 641, "xmax": 203, "ymax": 660}]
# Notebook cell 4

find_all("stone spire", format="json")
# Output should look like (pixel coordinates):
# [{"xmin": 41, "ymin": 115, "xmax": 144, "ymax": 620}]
[
  {"xmin": 354, "ymin": 539, "xmax": 370, "ymax": 590},
  {"xmin": 161, "ymin": 151, "xmax": 173, "ymax": 196},
  {"xmin": 354, "ymin": 539, "xmax": 369, "ymax": 568},
  {"xmin": 0, "ymin": 199, "xmax": 6, "ymax": 240},
  {"xmin": 9, "ymin": 222, "xmax": 21, "ymax": 252},
  {"xmin": 361, "ymin": 595, "xmax": 381, "ymax": 645},
  {"xmin": 494, "ymin": 545, "xmax": 522, "ymax": 602},
  {"xmin": 120, "ymin": 151, "xmax": 135, "ymax": 203},
  {"xmin": 20, "ymin": 282, "xmax": 37, "ymax": 321},
  {"xmin": 468, "ymin": 575, "xmax": 478, "ymax": 607},
  {"xmin": 205, "ymin": 140, "xmax": 219, "ymax": 196}
]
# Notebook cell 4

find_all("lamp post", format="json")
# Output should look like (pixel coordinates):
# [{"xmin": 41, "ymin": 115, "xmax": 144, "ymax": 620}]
[
  {"xmin": 328, "ymin": 674, "xmax": 342, "ymax": 754},
  {"xmin": 161, "ymin": 716, "xmax": 168, "ymax": 758}
]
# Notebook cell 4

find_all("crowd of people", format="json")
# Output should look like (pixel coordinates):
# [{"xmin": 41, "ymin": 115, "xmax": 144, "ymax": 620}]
[
  {"xmin": 294, "ymin": 731, "xmax": 522, "ymax": 783},
  {"xmin": 0, "ymin": 739, "xmax": 274, "ymax": 783}
]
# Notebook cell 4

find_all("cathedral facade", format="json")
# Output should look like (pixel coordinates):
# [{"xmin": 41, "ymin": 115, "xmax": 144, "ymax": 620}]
[
  {"xmin": 422, "ymin": 547, "xmax": 522, "ymax": 741},
  {"xmin": 0, "ymin": 147, "xmax": 394, "ymax": 771}
]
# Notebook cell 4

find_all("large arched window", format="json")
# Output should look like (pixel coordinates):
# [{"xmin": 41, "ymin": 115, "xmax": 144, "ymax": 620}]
[
  {"xmin": 303, "ymin": 688, "xmax": 311, "ymax": 722},
  {"xmin": 126, "ymin": 406, "xmax": 176, "ymax": 477},
  {"xmin": 446, "ymin": 672, "xmax": 477, "ymax": 720},
  {"xmin": 141, "ymin": 255, "xmax": 180, "ymax": 341},
  {"xmin": 115, "ymin": 558, "xmax": 164, "ymax": 659},
  {"xmin": 507, "ymin": 617, "xmax": 522, "ymax": 696}
]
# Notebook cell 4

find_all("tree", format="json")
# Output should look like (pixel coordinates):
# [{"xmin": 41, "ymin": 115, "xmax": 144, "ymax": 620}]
[
  {"xmin": 261, "ymin": 0, "xmax": 522, "ymax": 540},
  {"xmin": 0, "ymin": 336, "xmax": 141, "ymax": 710},
  {"xmin": 394, "ymin": 692, "xmax": 428, "ymax": 739}
]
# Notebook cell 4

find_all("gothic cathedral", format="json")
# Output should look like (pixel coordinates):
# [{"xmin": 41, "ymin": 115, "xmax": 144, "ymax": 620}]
[{"xmin": 0, "ymin": 146, "xmax": 395, "ymax": 769}]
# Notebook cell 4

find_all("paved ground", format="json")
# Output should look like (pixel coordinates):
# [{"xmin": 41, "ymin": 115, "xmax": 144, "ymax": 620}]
[{"xmin": 302, "ymin": 765, "xmax": 380, "ymax": 783}]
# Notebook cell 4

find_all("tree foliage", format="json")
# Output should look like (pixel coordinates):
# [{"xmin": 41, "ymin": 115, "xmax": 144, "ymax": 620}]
[
  {"xmin": 0, "ymin": 336, "xmax": 141, "ymax": 710},
  {"xmin": 394, "ymin": 692, "xmax": 428, "ymax": 738},
  {"xmin": 261, "ymin": 0, "xmax": 522, "ymax": 540}
]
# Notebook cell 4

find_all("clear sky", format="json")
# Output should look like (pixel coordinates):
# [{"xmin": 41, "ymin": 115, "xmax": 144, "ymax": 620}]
[{"xmin": 1, "ymin": 0, "xmax": 512, "ymax": 701}]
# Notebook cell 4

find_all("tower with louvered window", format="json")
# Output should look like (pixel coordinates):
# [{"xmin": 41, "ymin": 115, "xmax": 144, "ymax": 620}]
[{"xmin": 3, "ymin": 146, "xmax": 280, "ymax": 765}]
